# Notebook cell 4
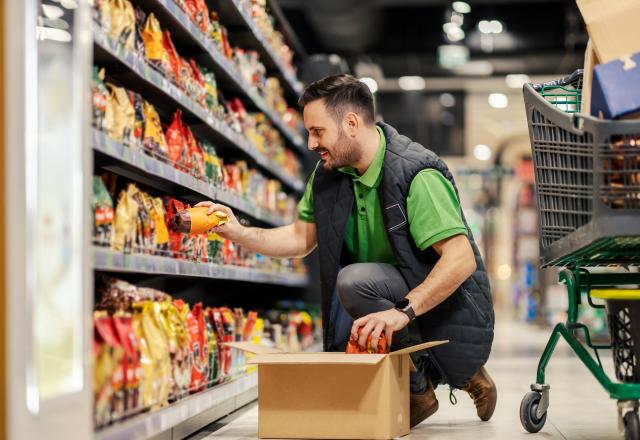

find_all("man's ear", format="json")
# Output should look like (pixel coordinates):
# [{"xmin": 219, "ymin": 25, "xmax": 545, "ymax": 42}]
[{"xmin": 343, "ymin": 112, "xmax": 359, "ymax": 137}]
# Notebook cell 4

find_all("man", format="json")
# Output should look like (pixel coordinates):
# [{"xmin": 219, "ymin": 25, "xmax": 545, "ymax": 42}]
[{"xmin": 197, "ymin": 74, "xmax": 496, "ymax": 428}]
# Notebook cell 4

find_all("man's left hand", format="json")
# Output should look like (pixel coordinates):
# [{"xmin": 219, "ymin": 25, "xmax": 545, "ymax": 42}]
[{"xmin": 350, "ymin": 308, "xmax": 410, "ymax": 351}]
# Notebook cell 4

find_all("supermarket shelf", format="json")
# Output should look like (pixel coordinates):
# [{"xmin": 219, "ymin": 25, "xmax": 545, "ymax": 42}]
[
  {"xmin": 93, "ymin": 130, "xmax": 287, "ymax": 227},
  {"xmin": 128, "ymin": 0, "xmax": 306, "ymax": 154},
  {"xmin": 95, "ymin": 372, "xmax": 258, "ymax": 440},
  {"xmin": 216, "ymin": 0, "xmax": 304, "ymax": 99},
  {"xmin": 94, "ymin": 28, "xmax": 304, "ymax": 193},
  {"xmin": 93, "ymin": 247, "xmax": 308, "ymax": 287}
]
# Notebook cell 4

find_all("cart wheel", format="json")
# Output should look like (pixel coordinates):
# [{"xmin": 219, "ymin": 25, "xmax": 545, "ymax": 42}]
[
  {"xmin": 624, "ymin": 411, "xmax": 640, "ymax": 440},
  {"xmin": 520, "ymin": 391, "xmax": 547, "ymax": 433}
]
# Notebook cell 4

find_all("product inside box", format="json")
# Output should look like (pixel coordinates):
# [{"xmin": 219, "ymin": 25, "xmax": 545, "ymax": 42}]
[{"xmin": 225, "ymin": 340, "xmax": 448, "ymax": 440}]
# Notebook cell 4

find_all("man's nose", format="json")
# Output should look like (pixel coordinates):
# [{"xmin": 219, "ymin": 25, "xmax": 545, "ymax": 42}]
[{"xmin": 308, "ymin": 137, "xmax": 318, "ymax": 151}]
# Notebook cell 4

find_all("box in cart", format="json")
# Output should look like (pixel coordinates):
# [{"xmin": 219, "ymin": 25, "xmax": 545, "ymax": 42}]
[{"xmin": 225, "ymin": 340, "xmax": 448, "ymax": 440}]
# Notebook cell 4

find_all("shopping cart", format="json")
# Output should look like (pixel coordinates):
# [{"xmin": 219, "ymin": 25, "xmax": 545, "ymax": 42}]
[{"xmin": 520, "ymin": 70, "xmax": 640, "ymax": 439}]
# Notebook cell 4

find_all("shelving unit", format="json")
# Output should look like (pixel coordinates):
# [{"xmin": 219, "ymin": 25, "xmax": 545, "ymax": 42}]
[
  {"xmin": 93, "ymin": 130, "xmax": 288, "ymax": 226},
  {"xmin": 94, "ymin": 246, "xmax": 307, "ymax": 286},
  {"xmin": 129, "ymin": 0, "xmax": 305, "ymax": 152},
  {"xmin": 94, "ymin": 28, "xmax": 304, "ymax": 193},
  {"xmin": 90, "ymin": 2, "xmax": 310, "ymax": 439}
]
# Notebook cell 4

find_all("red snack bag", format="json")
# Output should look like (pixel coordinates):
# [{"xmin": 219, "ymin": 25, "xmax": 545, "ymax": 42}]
[
  {"xmin": 112, "ymin": 312, "xmax": 141, "ymax": 414},
  {"xmin": 94, "ymin": 312, "xmax": 125, "ymax": 426},
  {"xmin": 162, "ymin": 30, "xmax": 181, "ymax": 86},
  {"xmin": 209, "ymin": 308, "xmax": 229, "ymax": 379},
  {"xmin": 346, "ymin": 329, "xmax": 389, "ymax": 354},
  {"xmin": 164, "ymin": 197, "xmax": 186, "ymax": 259},
  {"xmin": 186, "ymin": 302, "xmax": 208, "ymax": 391},
  {"xmin": 183, "ymin": 126, "xmax": 206, "ymax": 181},
  {"xmin": 165, "ymin": 110, "xmax": 189, "ymax": 171}
]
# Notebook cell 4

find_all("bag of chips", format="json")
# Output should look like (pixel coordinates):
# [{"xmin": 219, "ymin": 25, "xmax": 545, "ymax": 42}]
[
  {"xmin": 110, "ymin": 0, "xmax": 136, "ymax": 51},
  {"xmin": 94, "ymin": 311, "xmax": 125, "ymax": 425},
  {"xmin": 210, "ymin": 11, "xmax": 224, "ymax": 53},
  {"xmin": 178, "ymin": 56, "xmax": 196, "ymax": 99},
  {"xmin": 165, "ymin": 110, "xmax": 190, "ymax": 171},
  {"xmin": 201, "ymin": 68, "xmax": 221, "ymax": 118},
  {"xmin": 113, "ymin": 312, "xmax": 141, "ymax": 414},
  {"xmin": 112, "ymin": 184, "xmax": 139, "ymax": 252},
  {"xmin": 345, "ymin": 329, "xmax": 389, "ymax": 354},
  {"xmin": 127, "ymin": 91, "xmax": 145, "ymax": 149},
  {"xmin": 187, "ymin": 302, "xmax": 208, "ymax": 391},
  {"xmin": 171, "ymin": 300, "xmax": 193, "ymax": 395},
  {"xmin": 151, "ymin": 197, "xmax": 170, "ymax": 255},
  {"xmin": 189, "ymin": 59, "xmax": 207, "ymax": 108},
  {"xmin": 92, "ymin": 67, "xmax": 109, "ymax": 131},
  {"xmin": 164, "ymin": 197, "xmax": 186, "ymax": 259},
  {"xmin": 93, "ymin": 175, "xmax": 115, "ymax": 246},
  {"xmin": 142, "ymin": 101, "xmax": 169, "ymax": 158},
  {"xmin": 133, "ymin": 6, "xmax": 147, "ymax": 57},
  {"xmin": 162, "ymin": 30, "xmax": 181, "ymax": 86},
  {"xmin": 220, "ymin": 308, "xmax": 236, "ymax": 376},
  {"xmin": 143, "ymin": 301, "xmax": 172, "ymax": 408},
  {"xmin": 184, "ymin": 0, "xmax": 210, "ymax": 34},
  {"xmin": 184, "ymin": 127, "xmax": 206, "ymax": 181},
  {"xmin": 204, "ymin": 312, "xmax": 218, "ymax": 386},
  {"xmin": 106, "ymin": 83, "xmax": 135, "ymax": 145},
  {"xmin": 142, "ymin": 14, "xmax": 172, "ymax": 78}
]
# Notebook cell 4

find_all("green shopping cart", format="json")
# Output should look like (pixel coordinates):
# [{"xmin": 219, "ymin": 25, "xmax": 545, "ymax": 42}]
[{"xmin": 521, "ymin": 70, "xmax": 640, "ymax": 439}]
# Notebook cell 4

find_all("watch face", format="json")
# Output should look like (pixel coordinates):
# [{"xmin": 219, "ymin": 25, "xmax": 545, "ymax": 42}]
[{"xmin": 396, "ymin": 298, "xmax": 410, "ymax": 309}]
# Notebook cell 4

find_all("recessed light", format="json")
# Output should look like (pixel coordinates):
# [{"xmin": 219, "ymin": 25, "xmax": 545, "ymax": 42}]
[
  {"xmin": 488, "ymin": 93, "xmax": 509, "ymax": 108},
  {"xmin": 440, "ymin": 93, "xmax": 456, "ymax": 108},
  {"xmin": 452, "ymin": 1, "xmax": 471, "ymax": 14},
  {"xmin": 359, "ymin": 77, "xmax": 378, "ymax": 94},
  {"xmin": 398, "ymin": 76, "xmax": 426, "ymax": 91},
  {"xmin": 474, "ymin": 144, "xmax": 492, "ymax": 161}
]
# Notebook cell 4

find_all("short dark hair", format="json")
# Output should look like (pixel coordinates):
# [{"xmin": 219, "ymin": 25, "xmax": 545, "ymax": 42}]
[{"xmin": 298, "ymin": 74, "xmax": 375, "ymax": 124}]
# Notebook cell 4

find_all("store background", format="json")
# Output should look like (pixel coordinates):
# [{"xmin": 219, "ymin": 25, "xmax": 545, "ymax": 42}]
[{"xmin": 1, "ymin": 0, "xmax": 612, "ymax": 439}]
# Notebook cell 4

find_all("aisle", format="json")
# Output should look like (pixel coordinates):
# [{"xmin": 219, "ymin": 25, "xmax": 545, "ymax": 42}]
[{"xmin": 196, "ymin": 317, "xmax": 621, "ymax": 439}]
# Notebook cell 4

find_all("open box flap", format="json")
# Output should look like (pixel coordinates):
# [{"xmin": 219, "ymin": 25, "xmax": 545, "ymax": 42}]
[
  {"xmin": 222, "ymin": 341, "xmax": 284, "ymax": 355},
  {"xmin": 390, "ymin": 340, "xmax": 449, "ymax": 357},
  {"xmin": 247, "ymin": 352, "xmax": 387, "ymax": 366}
]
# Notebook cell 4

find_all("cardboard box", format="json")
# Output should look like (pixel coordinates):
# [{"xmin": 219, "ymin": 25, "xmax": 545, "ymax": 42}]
[
  {"xmin": 591, "ymin": 52, "xmax": 640, "ymax": 119},
  {"xmin": 576, "ymin": 0, "xmax": 640, "ymax": 63},
  {"xmin": 226, "ymin": 340, "xmax": 448, "ymax": 439}
]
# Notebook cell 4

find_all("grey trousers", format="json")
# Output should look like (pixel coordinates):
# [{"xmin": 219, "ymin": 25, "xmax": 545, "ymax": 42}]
[{"xmin": 334, "ymin": 262, "xmax": 430, "ymax": 394}]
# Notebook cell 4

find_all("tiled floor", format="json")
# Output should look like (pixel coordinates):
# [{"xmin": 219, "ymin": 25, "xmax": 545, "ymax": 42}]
[{"xmin": 198, "ymin": 315, "xmax": 624, "ymax": 439}]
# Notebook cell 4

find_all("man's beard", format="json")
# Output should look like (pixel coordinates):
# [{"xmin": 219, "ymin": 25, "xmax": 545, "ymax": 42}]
[{"xmin": 318, "ymin": 129, "xmax": 362, "ymax": 170}]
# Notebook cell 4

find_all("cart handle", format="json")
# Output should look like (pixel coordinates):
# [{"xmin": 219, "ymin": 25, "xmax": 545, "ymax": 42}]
[{"xmin": 531, "ymin": 69, "xmax": 583, "ymax": 92}]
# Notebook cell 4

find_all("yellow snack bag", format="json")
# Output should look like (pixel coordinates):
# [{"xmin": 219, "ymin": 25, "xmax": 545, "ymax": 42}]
[
  {"xmin": 142, "ymin": 13, "xmax": 172, "ymax": 75},
  {"xmin": 110, "ymin": 0, "xmax": 136, "ymax": 51},
  {"xmin": 111, "ymin": 184, "xmax": 139, "ymax": 252},
  {"xmin": 132, "ymin": 307, "xmax": 155, "ymax": 409},
  {"xmin": 151, "ymin": 197, "xmax": 170, "ymax": 248},
  {"xmin": 106, "ymin": 83, "xmax": 135, "ymax": 145}
]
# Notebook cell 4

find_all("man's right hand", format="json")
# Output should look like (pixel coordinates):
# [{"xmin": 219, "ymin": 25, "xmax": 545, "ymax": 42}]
[{"xmin": 194, "ymin": 201, "xmax": 244, "ymax": 242}]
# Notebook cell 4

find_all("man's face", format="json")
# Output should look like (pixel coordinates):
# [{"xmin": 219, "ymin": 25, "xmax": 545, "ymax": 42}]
[{"xmin": 303, "ymin": 99, "xmax": 362, "ymax": 170}]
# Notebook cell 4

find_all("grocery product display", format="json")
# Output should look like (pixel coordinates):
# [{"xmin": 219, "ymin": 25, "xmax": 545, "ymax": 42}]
[
  {"xmin": 93, "ymin": 276, "xmax": 320, "ymax": 428},
  {"xmin": 87, "ymin": 0, "xmax": 309, "ymax": 437}
]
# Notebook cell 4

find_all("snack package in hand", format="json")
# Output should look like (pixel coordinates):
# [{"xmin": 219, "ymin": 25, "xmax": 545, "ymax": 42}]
[
  {"xmin": 94, "ymin": 312, "xmax": 125, "ymax": 425},
  {"xmin": 165, "ymin": 110, "xmax": 189, "ymax": 171},
  {"xmin": 93, "ymin": 175, "xmax": 115, "ymax": 246},
  {"xmin": 110, "ymin": 0, "xmax": 136, "ymax": 51},
  {"xmin": 172, "ymin": 300, "xmax": 193, "ymax": 394},
  {"xmin": 112, "ymin": 184, "xmax": 139, "ymax": 252},
  {"xmin": 142, "ymin": 101, "xmax": 169, "ymax": 158},
  {"xmin": 345, "ymin": 329, "xmax": 389, "ymax": 354},
  {"xmin": 142, "ymin": 13, "xmax": 172, "ymax": 77},
  {"xmin": 162, "ymin": 30, "xmax": 181, "ymax": 86},
  {"xmin": 106, "ymin": 83, "xmax": 135, "ymax": 145},
  {"xmin": 187, "ymin": 302, "xmax": 208, "ymax": 391},
  {"xmin": 112, "ymin": 312, "xmax": 141, "ymax": 414},
  {"xmin": 92, "ymin": 67, "xmax": 109, "ymax": 131}
]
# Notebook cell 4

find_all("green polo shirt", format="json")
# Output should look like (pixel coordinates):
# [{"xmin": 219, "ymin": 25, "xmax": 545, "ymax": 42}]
[{"xmin": 297, "ymin": 126, "xmax": 468, "ymax": 264}]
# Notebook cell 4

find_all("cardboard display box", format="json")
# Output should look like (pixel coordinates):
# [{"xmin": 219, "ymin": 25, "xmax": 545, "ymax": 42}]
[{"xmin": 226, "ymin": 340, "xmax": 448, "ymax": 439}]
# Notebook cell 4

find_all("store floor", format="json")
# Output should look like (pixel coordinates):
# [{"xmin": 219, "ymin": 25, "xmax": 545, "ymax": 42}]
[{"xmin": 195, "ymin": 316, "xmax": 622, "ymax": 439}]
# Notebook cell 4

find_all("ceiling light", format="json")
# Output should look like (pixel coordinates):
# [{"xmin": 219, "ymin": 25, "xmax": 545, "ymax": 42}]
[
  {"xmin": 452, "ymin": 1, "xmax": 471, "ymax": 14},
  {"xmin": 451, "ymin": 12, "xmax": 464, "ymax": 26},
  {"xmin": 505, "ymin": 74, "xmax": 531, "ymax": 89},
  {"xmin": 42, "ymin": 4, "xmax": 64, "ymax": 19},
  {"xmin": 438, "ymin": 44, "xmax": 469, "ymax": 69},
  {"xmin": 398, "ymin": 76, "xmax": 426, "ymax": 91},
  {"xmin": 36, "ymin": 26, "xmax": 72, "ymax": 42},
  {"xmin": 490, "ymin": 20, "xmax": 503, "ymax": 34},
  {"xmin": 442, "ymin": 22, "xmax": 459, "ymax": 34},
  {"xmin": 488, "ymin": 93, "xmax": 509, "ymax": 108},
  {"xmin": 474, "ymin": 144, "xmax": 492, "ymax": 161},
  {"xmin": 440, "ymin": 93, "xmax": 456, "ymax": 108},
  {"xmin": 451, "ymin": 60, "xmax": 493, "ymax": 76},
  {"xmin": 359, "ymin": 77, "xmax": 378, "ymax": 94},
  {"xmin": 446, "ymin": 27, "xmax": 465, "ymax": 42}
]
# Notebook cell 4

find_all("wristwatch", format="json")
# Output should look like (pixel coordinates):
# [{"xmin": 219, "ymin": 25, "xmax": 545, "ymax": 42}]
[{"xmin": 394, "ymin": 298, "xmax": 416, "ymax": 321}]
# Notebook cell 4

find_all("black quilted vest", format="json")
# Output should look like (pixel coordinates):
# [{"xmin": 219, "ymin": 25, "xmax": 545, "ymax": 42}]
[{"xmin": 313, "ymin": 122, "xmax": 495, "ymax": 387}]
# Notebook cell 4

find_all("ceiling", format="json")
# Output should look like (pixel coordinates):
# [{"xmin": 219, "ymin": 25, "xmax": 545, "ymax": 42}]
[{"xmin": 280, "ymin": 0, "xmax": 588, "ymax": 79}]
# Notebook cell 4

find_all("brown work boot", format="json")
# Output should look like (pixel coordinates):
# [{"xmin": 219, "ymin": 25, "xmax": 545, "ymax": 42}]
[
  {"xmin": 462, "ymin": 366, "xmax": 497, "ymax": 421},
  {"xmin": 410, "ymin": 380, "xmax": 439, "ymax": 428}
]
